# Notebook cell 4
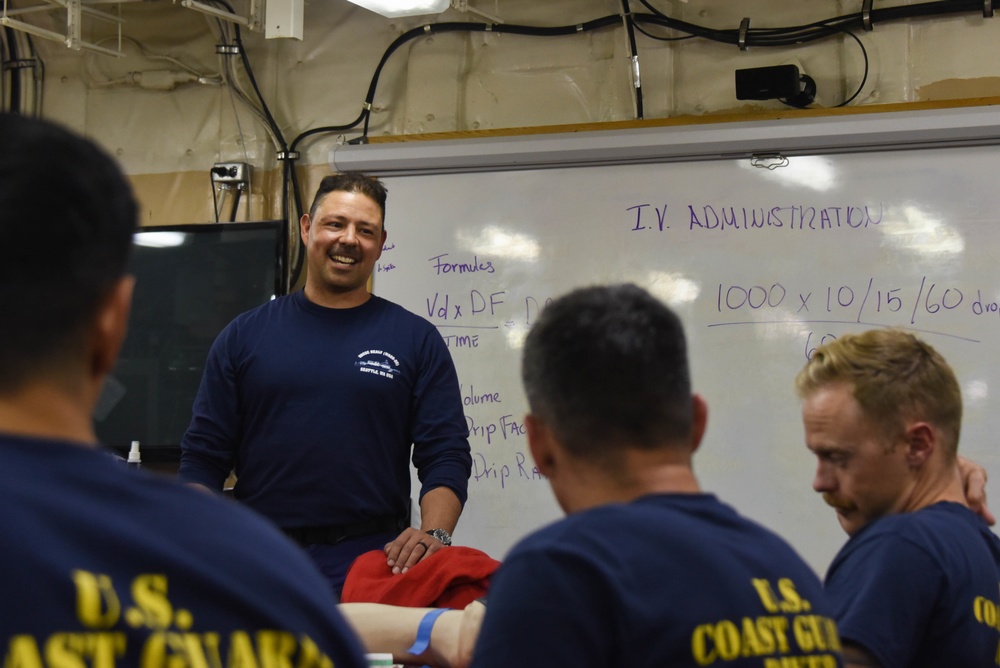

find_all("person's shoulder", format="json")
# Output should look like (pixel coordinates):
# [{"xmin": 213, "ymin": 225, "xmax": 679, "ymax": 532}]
[
  {"xmin": 838, "ymin": 503, "xmax": 996, "ymax": 571},
  {"xmin": 506, "ymin": 495, "xmax": 751, "ymax": 554},
  {"xmin": 370, "ymin": 295, "xmax": 432, "ymax": 324},
  {"xmin": 218, "ymin": 292, "xmax": 299, "ymax": 341},
  {"xmin": 871, "ymin": 502, "xmax": 981, "ymax": 538},
  {"xmin": 368, "ymin": 296, "xmax": 445, "ymax": 343},
  {"xmin": 214, "ymin": 291, "xmax": 289, "ymax": 331}
]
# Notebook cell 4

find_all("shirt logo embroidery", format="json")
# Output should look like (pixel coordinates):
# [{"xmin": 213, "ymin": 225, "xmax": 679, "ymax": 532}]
[{"xmin": 355, "ymin": 350, "xmax": 401, "ymax": 379}]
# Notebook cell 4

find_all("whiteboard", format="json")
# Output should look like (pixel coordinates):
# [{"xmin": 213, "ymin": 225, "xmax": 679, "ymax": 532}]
[{"xmin": 367, "ymin": 135, "xmax": 1000, "ymax": 577}]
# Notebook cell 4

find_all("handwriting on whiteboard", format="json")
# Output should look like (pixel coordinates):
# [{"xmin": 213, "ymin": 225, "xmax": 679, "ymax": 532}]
[
  {"xmin": 471, "ymin": 450, "xmax": 547, "ymax": 489},
  {"xmin": 626, "ymin": 203, "xmax": 884, "ymax": 232}
]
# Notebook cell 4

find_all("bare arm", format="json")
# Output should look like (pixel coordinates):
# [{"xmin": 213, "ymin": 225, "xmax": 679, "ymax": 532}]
[{"xmin": 339, "ymin": 601, "xmax": 485, "ymax": 668}]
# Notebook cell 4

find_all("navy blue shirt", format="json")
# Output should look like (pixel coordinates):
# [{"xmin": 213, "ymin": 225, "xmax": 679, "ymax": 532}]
[
  {"xmin": 178, "ymin": 290, "xmax": 471, "ymax": 528},
  {"xmin": 0, "ymin": 434, "xmax": 367, "ymax": 666},
  {"xmin": 472, "ymin": 494, "xmax": 844, "ymax": 668},
  {"xmin": 825, "ymin": 502, "xmax": 1000, "ymax": 668}
]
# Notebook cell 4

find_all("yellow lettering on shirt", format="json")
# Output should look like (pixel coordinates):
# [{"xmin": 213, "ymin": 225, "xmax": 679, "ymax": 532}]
[
  {"xmin": 3, "ymin": 574, "xmax": 340, "ymax": 668},
  {"xmin": 972, "ymin": 584, "xmax": 1000, "ymax": 666},
  {"xmin": 44, "ymin": 633, "xmax": 126, "ymax": 668},
  {"xmin": 690, "ymin": 578, "xmax": 840, "ymax": 666},
  {"xmin": 130, "ymin": 576, "xmax": 173, "ymax": 630},
  {"xmin": 72, "ymin": 571, "xmax": 121, "ymax": 629},
  {"xmin": 5, "ymin": 636, "xmax": 44, "ymax": 668}
]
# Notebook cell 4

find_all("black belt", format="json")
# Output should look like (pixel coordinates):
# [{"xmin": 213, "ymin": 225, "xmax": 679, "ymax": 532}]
[{"xmin": 282, "ymin": 516, "xmax": 406, "ymax": 546}]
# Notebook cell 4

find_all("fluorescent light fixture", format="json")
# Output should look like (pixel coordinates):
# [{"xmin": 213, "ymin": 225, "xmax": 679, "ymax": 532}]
[{"xmin": 344, "ymin": 0, "xmax": 449, "ymax": 18}]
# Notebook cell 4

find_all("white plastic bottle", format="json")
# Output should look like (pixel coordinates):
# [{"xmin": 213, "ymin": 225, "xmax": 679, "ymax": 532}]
[{"xmin": 127, "ymin": 440, "xmax": 141, "ymax": 469}]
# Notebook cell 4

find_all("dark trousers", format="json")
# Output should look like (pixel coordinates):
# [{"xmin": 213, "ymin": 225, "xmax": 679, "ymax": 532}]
[{"xmin": 301, "ymin": 531, "xmax": 398, "ymax": 600}]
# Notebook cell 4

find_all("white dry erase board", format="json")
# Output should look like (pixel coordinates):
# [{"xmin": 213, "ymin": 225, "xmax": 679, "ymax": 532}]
[{"xmin": 333, "ymin": 106, "xmax": 1000, "ymax": 575}]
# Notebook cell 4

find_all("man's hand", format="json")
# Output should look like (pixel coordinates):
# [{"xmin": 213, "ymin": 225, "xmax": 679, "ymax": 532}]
[
  {"xmin": 384, "ymin": 527, "xmax": 446, "ymax": 574},
  {"xmin": 959, "ymin": 456, "xmax": 995, "ymax": 526}
]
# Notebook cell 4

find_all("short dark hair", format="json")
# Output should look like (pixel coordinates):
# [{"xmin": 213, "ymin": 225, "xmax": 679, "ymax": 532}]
[
  {"xmin": 0, "ymin": 114, "xmax": 137, "ymax": 392},
  {"xmin": 308, "ymin": 171, "xmax": 388, "ymax": 227},
  {"xmin": 521, "ymin": 283, "xmax": 694, "ymax": 460}
]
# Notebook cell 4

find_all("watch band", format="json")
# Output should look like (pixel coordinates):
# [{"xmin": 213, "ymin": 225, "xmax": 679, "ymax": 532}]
[{"xmin": 425, "ymin": 528, "xmax": 452, "ymax": 546}]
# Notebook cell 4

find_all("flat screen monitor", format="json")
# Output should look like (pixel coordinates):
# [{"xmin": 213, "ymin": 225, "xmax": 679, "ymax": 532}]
[{"xmin": 94, "ymin": 221, "xmax": 288, "ymax": 463}]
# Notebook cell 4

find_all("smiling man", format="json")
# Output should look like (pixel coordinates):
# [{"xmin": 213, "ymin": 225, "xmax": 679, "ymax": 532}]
[
  {"xmin": 796, "ymin": 329, "xmax": 1000, "ymax": 668},
  {"xmin": 179, "ymin": 173, "xmax": 471, "ymax": 597}
]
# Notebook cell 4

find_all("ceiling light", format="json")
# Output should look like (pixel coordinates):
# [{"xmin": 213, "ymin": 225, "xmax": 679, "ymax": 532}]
[{"xmin": 344, "ymin": 0, "xmax": 449, "ymax": 18}]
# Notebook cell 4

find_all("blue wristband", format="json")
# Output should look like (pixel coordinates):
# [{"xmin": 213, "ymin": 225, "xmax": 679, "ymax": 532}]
[{"xmin": 406, "ymin": 608, "xmax": 449, "ymax": 656}]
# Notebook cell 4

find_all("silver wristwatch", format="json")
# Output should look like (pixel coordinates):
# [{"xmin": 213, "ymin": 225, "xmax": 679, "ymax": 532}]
[{"xmin": 425, "ymin": 528, "xmax": 452, "ymax": 546}]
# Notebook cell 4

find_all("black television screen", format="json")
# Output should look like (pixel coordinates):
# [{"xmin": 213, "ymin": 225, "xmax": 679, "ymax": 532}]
[{"xmin": 94, "ymin": 221, "xmax": 288, "ymax": 462}]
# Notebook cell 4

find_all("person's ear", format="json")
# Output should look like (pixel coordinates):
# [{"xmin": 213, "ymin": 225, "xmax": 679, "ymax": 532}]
[
  {"xmin": 903, "ymin": 421, "xmax": 935, "ymax": 469},
  {"xmin": 299, "ymin": 213, "xmax": 312, "ymax": 247},
  {"xmin": 690, "ymin": 393, "xmax": 709, "ymax": 454},
  {"xmin": 91, "ymin": 276, "xmax": 134, "ymax": 380},
  {"xmin": 526, "ymin": 413, "xmax": 557, "ymax": 478}
]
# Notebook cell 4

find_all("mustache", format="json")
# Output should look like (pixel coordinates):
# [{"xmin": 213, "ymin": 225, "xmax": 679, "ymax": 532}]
[{"xmin": 822, "ymin": 494, "xmax": 856, "ymax": 512}]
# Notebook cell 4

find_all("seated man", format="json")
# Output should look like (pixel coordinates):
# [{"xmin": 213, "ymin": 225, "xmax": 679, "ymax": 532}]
[
  {"xmin": 468, "ymin": 284, "xmax": 844, "ymax": 668},
  {"xmin": 0, "ymin": 113, "xmax": 366, "ymax": 667},
  {"xmin": 797, "ymin": 329, "xmax": 1000, "ymax": 667}
]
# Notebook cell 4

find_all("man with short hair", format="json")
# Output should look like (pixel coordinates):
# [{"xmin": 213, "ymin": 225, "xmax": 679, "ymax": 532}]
[
  {"xmin": 179, "ymin": 172, "xmax": 472, "ymax": 596},
  {"xmin": 469, "ymin": 283, "xmax": 844, "ymax": 668},
  {"xmin": 797, "ymin": 329, "xmax": 1000, "ymax": 667},
  {"xmin": 0, "ymin": 113, "xmax": 367, "ymax": 666}
]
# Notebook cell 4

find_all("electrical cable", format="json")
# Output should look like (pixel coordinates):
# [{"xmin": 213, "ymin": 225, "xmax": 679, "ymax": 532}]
[
  {"xmin": 634, "ymin": 0, "xmax": 998, "ymax": 48},
  {"xmin": 631, "ymin": 19, "xmax": 696, "ymax": 43},
  {"xmin": 233, "ymin": 30, "xmax": 286, "ymax": 152},
  {"xmin": 4, "ymin": 26, "xmax": 20, "ymax": 112},
  {"xmin": 211, "ymin": 175, "xmax": 222, "ymax": 223},
  {"xmin": 833, "ymin": 30, "xmax": 869, "ymax": 108},
  {"xmin": 282, "ymin": 0, "xmax": 995, "ymax": 285},
  {"xmin": 25, "ymin": 33, "xmax": 42, "ymax": 116},
  {"xmin": 229, "ymin": 186, "xmax": 242, "ymax": 221},
  {"xmin": 1, "ymin": 28, "xmax": 8, "ymax": 112},
  {"xmin": 285, "ymin": 14, "xmax": 623, "ymax": 287},
  {"xmin": 620, "ymin": 0, "xmax": 644, "ymax": 119},
  {"xmin": 775, "ymin": 30, "xmax": 868, "ymax": 109}
]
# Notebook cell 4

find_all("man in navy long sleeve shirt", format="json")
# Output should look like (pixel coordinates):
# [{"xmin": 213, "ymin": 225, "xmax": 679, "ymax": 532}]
[{"xmin": 179, "ymin": 173, "xmax": 472, "ymax": 596}]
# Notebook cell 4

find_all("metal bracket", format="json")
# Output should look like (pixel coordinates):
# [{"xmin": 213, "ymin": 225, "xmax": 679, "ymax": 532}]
[
  {"xmin": 739, "ymin": 17, "xmax": 750, "ymax": 51},
  {"xmin": 179, "ymin": 0, "xmax": 262, "ymax": 33},
  {"xmin": 0, "ymin": 0, "xmax": 124, "ymax": 56},
  {"xmin": 450, "ymin": 0, "xmax": 502, "ymax": 24},
  {"xmin": 211, "ymin": 162, "xmax": 251, "ymax": 188},
  {"xmin": 862, "ymin": 0, "xmax": 874, "ymax": 30}
]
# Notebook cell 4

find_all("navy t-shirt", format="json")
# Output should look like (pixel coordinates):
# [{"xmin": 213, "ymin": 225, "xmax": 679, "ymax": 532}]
[
  {"xmin": 471, "ymin": 493, "xmax": 844, "ymax": 668},
  {"xmin": 825, "ymin": 502, "xmax": 1000, "ymax": 668},
  {"xmin": 178, "ymin": 291, "xmax": 471, "ymax": 529},
  {"xmin": 0, "ymin": 434, "xmax": 367, "ymax": 667}
]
